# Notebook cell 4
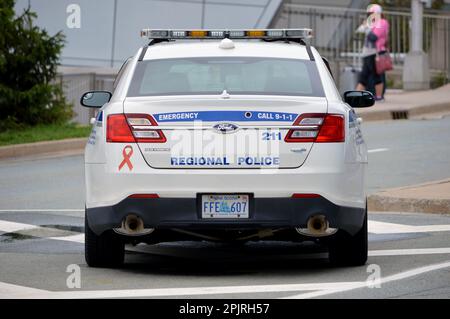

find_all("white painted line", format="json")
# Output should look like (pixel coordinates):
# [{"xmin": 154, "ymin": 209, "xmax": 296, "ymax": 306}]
[
  {"xmin": 51, "ymin": 282, "xmax": 360, "ymax": 299},
  {"xmin": 0, "ymin": 220, "xmax": 39, "ymax": 233},
  {"xmin": 0, "ymin": 281, "xmax": 50, "ymax": 299},
  {"xmin": 1, "ymin": 260, "xmax": 449, "ymax": 299},
  {"xmin": 0, "ymin": 209, "xmax": 84, "ymax": 212},
  {"xmin": 48, "ymin": 233, "xmax": 84, "ymax": 243},
  {"xmin": 0, "ymin": 281, "xmax": 358, "ymax": 299},
  {"xmin": 368, "ymin": 148, "xmax": 389, "ymax": 153},
  {"xmin": 285, "ymin": 260, "xmax": 450, "ymax": 299},
  {"xmin": 369, "ymin": 247, "xmax": 450, "ymax": 256},
  {"xmin": 369, "ymin": 220, "xmax": 450, "ymax": 234}
]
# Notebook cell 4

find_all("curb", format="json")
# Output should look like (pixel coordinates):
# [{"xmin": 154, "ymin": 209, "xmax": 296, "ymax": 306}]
[
  {"xmin": 368, "ymin": 194, "xmax": 450, "ymax": 214},
  {"xmin": 368, "ymin": 179, "xmax": 450, "ymax": 214},
  {"xmin": 0, "ymin": 138, "xmax": 86, "ymax": 160}
]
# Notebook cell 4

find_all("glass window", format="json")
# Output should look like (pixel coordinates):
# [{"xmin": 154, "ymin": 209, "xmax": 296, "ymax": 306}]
[{"xmin": 127, "ymin": 57, "xmax": 324, "ymax": 97}]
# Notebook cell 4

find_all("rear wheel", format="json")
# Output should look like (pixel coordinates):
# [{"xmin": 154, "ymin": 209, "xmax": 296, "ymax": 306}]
[
  {"xmin": 328, "ymin": 205, "xmax": 368, "ymax": 267},
  {"xmin": 85, "ymin": 210, "xmax": 125, "ymax": 267}
]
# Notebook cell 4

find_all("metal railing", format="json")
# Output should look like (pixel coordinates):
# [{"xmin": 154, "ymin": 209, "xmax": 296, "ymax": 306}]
[{"xmin": 272, "ymin": 3, "xmax": 450, "ymax": 77}]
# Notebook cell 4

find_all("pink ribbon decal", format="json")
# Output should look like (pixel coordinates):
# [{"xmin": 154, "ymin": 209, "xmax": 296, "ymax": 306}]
[{"xmin": 118, "ymin": 145, "xmax": 133, "ymax": 171}]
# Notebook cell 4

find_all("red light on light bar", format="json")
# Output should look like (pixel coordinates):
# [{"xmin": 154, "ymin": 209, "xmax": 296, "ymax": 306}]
[
  {"xmin": 128, "ymin": 194, "xmax": 160, "ymax": 199},
  {"xmin": 291, "ymin": 194, "xmax": 321, "ymax": 198}
]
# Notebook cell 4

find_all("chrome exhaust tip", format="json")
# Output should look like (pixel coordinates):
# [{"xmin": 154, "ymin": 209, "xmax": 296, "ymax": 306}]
[
  {"xmin": 295, "ymin": 215, "xmax": 337, "ymax": 237},
  {"xmin": 114, "ymin": 214, "xmax": 154, "ymax": 236}
]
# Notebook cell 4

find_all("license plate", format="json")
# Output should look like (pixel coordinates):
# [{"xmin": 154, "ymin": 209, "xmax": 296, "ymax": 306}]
[{"xmin": 201, "ymin": 194, "xmax": 249, "ymax": 219}]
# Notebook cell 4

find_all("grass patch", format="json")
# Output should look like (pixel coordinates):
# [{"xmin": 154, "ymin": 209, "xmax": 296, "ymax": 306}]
[{"xmin": 0, "ymin": 123, "xmax": 91, "ymax": 146}]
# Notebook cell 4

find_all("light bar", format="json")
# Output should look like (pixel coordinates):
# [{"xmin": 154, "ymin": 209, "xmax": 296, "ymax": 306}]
[{"xmin": 140, "ymin": 29, "xmax": 313, "ymax": 40}]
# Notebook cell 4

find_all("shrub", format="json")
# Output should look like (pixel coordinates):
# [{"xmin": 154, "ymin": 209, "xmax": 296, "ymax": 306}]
[{"xmin": 0, "ymin": 0, "xmax": 72, "ymax": 130}]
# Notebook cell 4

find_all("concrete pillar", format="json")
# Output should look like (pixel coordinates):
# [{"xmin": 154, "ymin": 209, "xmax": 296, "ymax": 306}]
[
  {"xmin": 403, "ymin": 0, "xmax": 431, "ymax": 90},
  {"xmin": 411, "ymin": 0, "xmax": 424, "ymax": 52}
]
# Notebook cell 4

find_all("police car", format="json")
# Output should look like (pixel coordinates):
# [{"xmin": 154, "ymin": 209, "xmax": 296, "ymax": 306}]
[{"xmin": 81, "ymin": 29, "xmax": 374, "ymax": 267}]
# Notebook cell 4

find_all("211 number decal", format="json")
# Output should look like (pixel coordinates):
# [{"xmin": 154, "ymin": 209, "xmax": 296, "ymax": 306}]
[{"xmin": 262, "ymin": 132, "xmax": 282, "ymax": 141}]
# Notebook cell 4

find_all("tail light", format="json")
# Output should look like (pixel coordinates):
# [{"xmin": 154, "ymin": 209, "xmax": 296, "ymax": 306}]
[
  {"xmin": 128, "ymin": 194, "xmax": 160, "ymax": 199},
  {"xmin": 291, "ymin": 193, "xmax": 321, "ymax": 198},
  {"xmin": 285, "ymin": 113, "xmax": 345, "ymax": 143},
  {"xmin": 107, "ymin": 114, "xmax": 166, "ymax": 143}
]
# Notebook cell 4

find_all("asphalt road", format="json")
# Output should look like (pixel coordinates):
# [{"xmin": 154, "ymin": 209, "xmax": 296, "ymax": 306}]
[
  {"xmin": 0, "ymin": 116, "xmax": 449, "ymax": 299},
  {"xmin": 364, "ymin": 115, "xmax": 450, "ymax": 193},
  {"xmin": 0, "ymin": 210, "xmax": 449, "ymax": 298}
]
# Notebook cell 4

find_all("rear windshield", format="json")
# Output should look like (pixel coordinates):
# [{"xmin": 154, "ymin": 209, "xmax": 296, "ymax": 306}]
[{"xmin": 127, "ymin": 57, "xmax": 324, "ymax": 97}]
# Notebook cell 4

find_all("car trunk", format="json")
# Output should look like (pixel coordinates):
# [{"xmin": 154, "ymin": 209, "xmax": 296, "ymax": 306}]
[{"xmin": 123, "ymin": 96, "xmax": 328, "ymax": 169}]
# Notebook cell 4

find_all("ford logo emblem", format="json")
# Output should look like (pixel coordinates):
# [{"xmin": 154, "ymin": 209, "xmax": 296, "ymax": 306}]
[{"xmin": 213, "ymin": 122, "xmax": 239, "ymax": 134}]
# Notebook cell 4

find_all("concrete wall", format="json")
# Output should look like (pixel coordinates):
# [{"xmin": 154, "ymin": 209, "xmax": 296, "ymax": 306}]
[{"xmin": 15, "ymin": 0, "xmax": 282, "ymax": 68}]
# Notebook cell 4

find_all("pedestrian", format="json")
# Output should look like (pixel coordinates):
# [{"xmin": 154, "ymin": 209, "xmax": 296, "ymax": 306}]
[{"xmin": 355, "ymin": 3, "xmax": 390, "ymax": 102}]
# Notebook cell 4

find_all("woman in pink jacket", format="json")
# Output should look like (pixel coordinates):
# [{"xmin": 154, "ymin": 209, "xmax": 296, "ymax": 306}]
[{"xmin": 356, "ymin": 4, "xmax": 390, "ymax": 101}]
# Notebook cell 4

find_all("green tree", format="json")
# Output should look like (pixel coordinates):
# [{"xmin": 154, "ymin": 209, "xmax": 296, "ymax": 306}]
[{"xmin": 0, "ymin": 0, "xmax": 72, "ymax": 130}]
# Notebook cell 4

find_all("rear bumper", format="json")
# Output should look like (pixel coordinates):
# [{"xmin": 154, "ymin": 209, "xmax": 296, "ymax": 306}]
[{"xmin": 86, "ymin": 196, "xmax": 366, "ymax": 236}]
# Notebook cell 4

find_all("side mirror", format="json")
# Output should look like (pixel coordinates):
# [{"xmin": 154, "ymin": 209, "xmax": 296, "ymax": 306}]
[
  {"xmin": 343, "ymin": 90, "xmax": 375, "ymax": 108},
  {"xmin": 80, "ymin": 91, "xmax": 112, "ymax": 108}
]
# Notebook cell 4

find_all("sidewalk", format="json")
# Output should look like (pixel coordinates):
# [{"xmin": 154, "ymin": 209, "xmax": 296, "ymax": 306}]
[
  {"xmin": 368, "ymin": 179, "xmax": 450, "ymax": 214},
  {"xmin": 356, "ymin": 84, "xmax": 450, "ymax": 121}
]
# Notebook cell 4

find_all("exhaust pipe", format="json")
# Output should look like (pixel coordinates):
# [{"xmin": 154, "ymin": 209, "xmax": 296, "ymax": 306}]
[
  {"xmin": 295, "ymin": 215, "xmax": 337, "ymax": 237},
  {"xmin": 114, "ymin": 214, "xmax": 154, "ymax": 236}
]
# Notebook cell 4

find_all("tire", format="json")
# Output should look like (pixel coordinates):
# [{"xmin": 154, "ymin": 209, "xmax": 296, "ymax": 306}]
[
  {"xmin": 328, "ymin": 204, "xmax": 368, "ymax": 267},
  {"xmin": 85, "ymin": 210, "xmax": 125, "ymax": 268}
]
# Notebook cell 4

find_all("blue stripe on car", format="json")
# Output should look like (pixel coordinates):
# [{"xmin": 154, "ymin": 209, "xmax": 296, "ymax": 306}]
[{"xmin": 153, "ymin": 111, "xmax": 298, "ymax": 122}]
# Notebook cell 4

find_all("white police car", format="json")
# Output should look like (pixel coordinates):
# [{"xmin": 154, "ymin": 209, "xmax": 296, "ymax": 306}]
[{"xmin": 81, "ymin": 29, "xmax": 374, "ymax": 267}]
